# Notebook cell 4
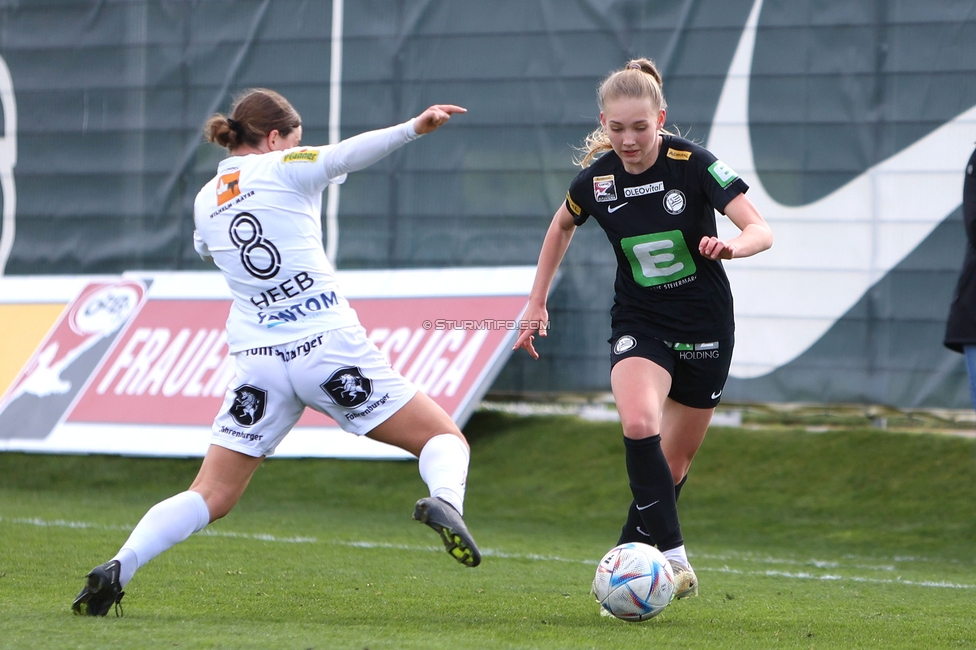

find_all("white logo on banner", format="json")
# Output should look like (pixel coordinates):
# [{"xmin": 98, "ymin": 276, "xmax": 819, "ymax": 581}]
[{"xmin": 707, "ymin": 0, "xmax": 976, "ymax": 378}]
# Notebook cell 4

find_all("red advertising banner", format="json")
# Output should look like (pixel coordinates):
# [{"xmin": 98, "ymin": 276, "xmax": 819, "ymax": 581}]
[{"xmin": 0, "ymin": 268, "xmax": 535, "ymax": 458}]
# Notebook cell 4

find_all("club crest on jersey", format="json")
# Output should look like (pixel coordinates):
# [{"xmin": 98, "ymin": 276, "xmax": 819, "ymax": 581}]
[
  {"xmin": 663, "ymin": 189, "xmax": 686, "ymax": 215},
  {"xmin": 229, "ymin": 384, "xmax": 267, "ymax": 426},
  {"xmin": 217, "ymin": 170, "xmax": 241, "ymax": 206},
  {"xmin": 321, "ymin": 366, "xmax": 373, "ymax": 408},
  {"xmin": 593, "ymin": 175, "xmax": 617, "ymax": 202},
  {"xmin": 613, "ymin": 335, "xmax": 637, "ymax": 355}
]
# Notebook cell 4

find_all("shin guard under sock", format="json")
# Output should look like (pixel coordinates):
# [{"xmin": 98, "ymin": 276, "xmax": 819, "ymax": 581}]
[{"xmin": 623, "ymin": 435, "xmax": 683, "ymax": 551}]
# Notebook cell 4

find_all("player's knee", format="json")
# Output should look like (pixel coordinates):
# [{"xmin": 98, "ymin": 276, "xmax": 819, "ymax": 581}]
[{"xmin": 620, "ymin": 414, "xmax": 660, "ymax": 440}]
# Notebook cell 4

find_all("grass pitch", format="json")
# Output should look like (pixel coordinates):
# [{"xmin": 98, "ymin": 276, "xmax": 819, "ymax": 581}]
[{"xmin": 2, "ymin": 411, "xmax": 975, "ymax": 649}]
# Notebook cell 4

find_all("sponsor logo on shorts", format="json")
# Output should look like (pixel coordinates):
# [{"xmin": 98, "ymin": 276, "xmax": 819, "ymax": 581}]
[
  {"xmin": 663, "ymin": 189, "xmax": 686, "ymax": 215},
  {"xmin": 613, "ymin": 335, "xmax": 637, "ymax": 355},
  {"xmin": 668, "ymin": 341, "xmax": 718, "ymax": 351},
  {"xmin": 218, "ymin": 425, "xmax": 263, "ymax": 442},
  {"xmin": 624, "ymin": 181, "xmax": 664, "ymax": 198},
  {"xmin": 282, "ymin": 149, "xmax": 319, "ymax": 163},
  {"xmin": 321, "ymin": 366, "xmax": 373, "ymax": 408},
  {"xmin": 679, "ymin": 350, "xmax": 720, "ymax": 360},
  {"xmin": 667, "ymin": 148, "xmax": 692, "ymax": 161},
  {"xmin": 229, "ymin": 384, "xmax": 267, "ymax": 426},
  {"xmin": 274, "ymin": 335, "xmax": 324, "ymax": 363},
  {"xmin": 668, "ymin": 340, "xmax": 721, "ymax": 360},
  {"xmin": 593, "ymin": 175, "xmax": 617, "ymax": 202},
  {"xmin": 344, "ymin": 392, "xmax": 391, "ymax": 422}
]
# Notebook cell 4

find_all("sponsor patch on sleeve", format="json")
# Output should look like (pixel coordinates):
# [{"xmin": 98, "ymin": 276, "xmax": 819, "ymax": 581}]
[
  {"xmin": 282, "ymin": 149, "xmax": 319, "ymax": 164},
  {"xmin": 707, "ymin": 160, "xmax": 739, "ymax": 189},
  {"xmin": 667, "ymin": 148, "xmax": 692, "ymax": 161},
  {"xmin": 565, "ymin": 191, "xmax": 582, "ymax": 217}
]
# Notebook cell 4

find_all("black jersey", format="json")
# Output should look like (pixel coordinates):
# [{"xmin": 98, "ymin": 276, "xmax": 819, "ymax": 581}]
[{"xmin": 565, "ymin": 134, "xmax": 748, "ymax": 342}]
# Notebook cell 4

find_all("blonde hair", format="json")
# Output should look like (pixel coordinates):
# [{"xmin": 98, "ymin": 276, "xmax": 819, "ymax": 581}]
[{"xmin": 576, "ymin": 58, "xmax": 668, "ymax": 168}]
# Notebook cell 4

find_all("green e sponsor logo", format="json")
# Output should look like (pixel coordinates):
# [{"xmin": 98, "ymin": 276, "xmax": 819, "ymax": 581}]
[
  {"xmin": 620, "ymin": 230, "xmax": 697, "ymax": 287},
  {"xmin": 708, "ymin": 160, "xmax": 739, "ymax": 189}
]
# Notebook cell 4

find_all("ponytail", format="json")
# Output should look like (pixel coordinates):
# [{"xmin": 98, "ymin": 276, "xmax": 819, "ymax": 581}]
[{"xmin": 575, "ymin": 58, "xmax": 669, "ymax": 168}]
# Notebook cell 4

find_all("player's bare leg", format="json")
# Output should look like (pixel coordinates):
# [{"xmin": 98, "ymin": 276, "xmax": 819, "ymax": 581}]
[
  {"xmin": 189, "ymin": 445, "xmax": 265, "ymax": 521},
  {"xmin": 368, "ymin": 392, "xmax": 481, "ymax": 567},
  {"xmin": 660, "ymin": 398, "xmax": 713, "ymax": 486}
]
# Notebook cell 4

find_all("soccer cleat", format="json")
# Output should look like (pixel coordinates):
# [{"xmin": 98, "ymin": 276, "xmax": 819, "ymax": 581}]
[
  {"xmin": 71, "ymin": 560, "xmax": 125, "ymax": 617},
  {"xmin": 412, "ymin": 497, "xmax": 482, "ymax": 568},
  {"xmin": 668, "ymin": 559, "xmax": 699, "ymax": 599}
]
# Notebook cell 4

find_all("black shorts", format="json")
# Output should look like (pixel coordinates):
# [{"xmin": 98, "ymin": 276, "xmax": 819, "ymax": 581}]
[{"xmin": 609, "ymin": 332, "xmax": 734, "ymax": 409}]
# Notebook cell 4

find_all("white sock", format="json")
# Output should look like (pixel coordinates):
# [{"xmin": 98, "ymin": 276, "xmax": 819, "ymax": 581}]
[
  {"xmin": 662, "ymin": 544, "xmax": 689, "ymax": 567},
  {"xmin": 418, "ymin": 433, "xmax": 469, "ymax": 515},
  {"xmin": 112, "ymin": 490, "xmax": 211, "ymax": 587}
]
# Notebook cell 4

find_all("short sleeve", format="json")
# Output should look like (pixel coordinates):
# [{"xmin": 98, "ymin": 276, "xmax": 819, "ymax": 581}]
[
  {"xmin": 566, "ymin": 190, "xmax": 589, "ymax": 225},
  {"xmin": 695, "ymin": 150, "xmax": 749, "ymax": 214},
  {"xmin": 566, "ymin": 169, "xmax": 592, "ymax": 226}
]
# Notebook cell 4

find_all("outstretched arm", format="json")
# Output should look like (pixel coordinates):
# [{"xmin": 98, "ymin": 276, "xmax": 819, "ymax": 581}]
[
  {"xmin": 699, "ymin": 193, "xmax": 773, "ymax": 260},
  {"xmin": 322, "ymin": 104, "xmax": 467, "ymax": 179},
  {"xmin": 513, "ymin": 203, "xmax": 577, "ymax": 359}
]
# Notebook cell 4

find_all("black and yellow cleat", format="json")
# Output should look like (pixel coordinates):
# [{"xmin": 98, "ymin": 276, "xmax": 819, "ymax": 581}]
[
  {"xmin": 413, "ymin": 497, "xmax": 482, "ymax": 568},
  {"xmin": 71, "ymin": 560, "xmax": 125, "ymax": 617}
]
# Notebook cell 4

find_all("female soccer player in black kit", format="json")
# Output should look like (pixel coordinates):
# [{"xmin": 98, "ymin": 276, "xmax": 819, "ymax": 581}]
[{"xmin": 515, "ymin": 59, "xmax": 773, "ymax": 601}]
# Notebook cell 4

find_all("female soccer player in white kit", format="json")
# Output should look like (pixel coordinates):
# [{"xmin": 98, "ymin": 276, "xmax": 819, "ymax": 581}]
[{"xmin": 72, "ymin": 88, "xmax": 480, "ymax": 617}]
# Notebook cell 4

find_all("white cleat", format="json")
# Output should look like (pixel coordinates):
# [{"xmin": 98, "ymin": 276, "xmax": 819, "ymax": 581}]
[{"xmin": 668, "ymin": 559, "xmax": 699, "ymax": 599}]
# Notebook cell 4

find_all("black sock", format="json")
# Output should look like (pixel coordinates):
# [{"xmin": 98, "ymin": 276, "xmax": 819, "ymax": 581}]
[
  {"xmin": 674, "ymin": 474, "xmax": 688, "ymax": 502},
  {"xmin": 621, "ymin": 435, "xmax": 683, "ymax": 550},
  {"xmin": 617, "ymin": 499, "xmax": 651, "ymax": 545},
  {"xmin": 617, "ymin": 462, "xmax": 689, "ymax": 545}
]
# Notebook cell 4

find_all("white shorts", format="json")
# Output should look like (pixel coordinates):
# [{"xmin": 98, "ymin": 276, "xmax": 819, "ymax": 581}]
[{"xmin": 210, "ymin": 325, "xmax": 418, "ymax": 457}]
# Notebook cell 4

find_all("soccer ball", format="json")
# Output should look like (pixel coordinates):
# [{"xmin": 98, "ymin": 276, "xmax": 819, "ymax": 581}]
[{"xmin": 592, "ymin": 542, "xmax": 675, "ymax": 621}]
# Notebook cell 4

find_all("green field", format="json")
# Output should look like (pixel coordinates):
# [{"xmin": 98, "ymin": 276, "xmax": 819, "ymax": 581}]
[{"xmin": 2, "ymin": 411, "xmax": 975, "ymax": 649}]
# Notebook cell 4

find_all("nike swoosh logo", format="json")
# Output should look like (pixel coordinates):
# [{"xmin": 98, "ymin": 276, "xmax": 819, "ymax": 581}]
[
  {"xmin": 607, "ymin": 202, "xmax": 628, "ymax": 213},
  {"xmin": 636, "ymin": 526, "xmax": 651, "ymax": 537},
  {"xmin": 707, "ymin": 0, "xmax": 976, "ymax": 379},
  {"xmin": 711, "ymin": 391, "xmax": 722, "ymax": 400},
  {"xmin": 636, "ymin": 500, "xmax": 659, "ymax": 511}
]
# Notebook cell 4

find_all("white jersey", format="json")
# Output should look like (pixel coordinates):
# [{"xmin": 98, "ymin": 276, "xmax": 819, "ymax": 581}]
[{"xmin": 194, "ymin": 119, "xmax": 421, "ymax": 352}]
